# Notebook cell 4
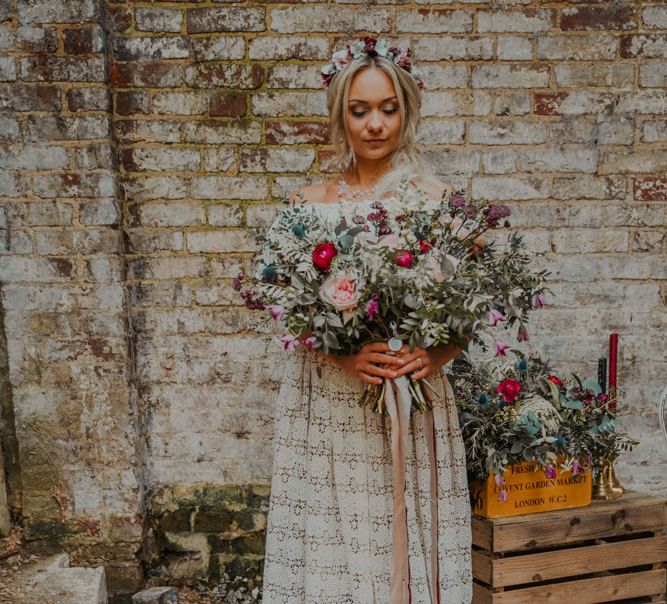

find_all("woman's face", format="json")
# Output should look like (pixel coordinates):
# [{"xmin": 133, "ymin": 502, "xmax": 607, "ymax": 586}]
[{"xmin": 346, "ymin": 66, "xmax": 402, "ymax": 164}]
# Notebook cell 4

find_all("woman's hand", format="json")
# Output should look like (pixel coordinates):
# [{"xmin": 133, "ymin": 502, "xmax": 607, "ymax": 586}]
[
  {"xmin": 316, "ymin": 341, "xmax": 406, "ymax": 385},
  {"xmin": 392, "ymin": 343, "xmax": 462, "ymax": 381}
]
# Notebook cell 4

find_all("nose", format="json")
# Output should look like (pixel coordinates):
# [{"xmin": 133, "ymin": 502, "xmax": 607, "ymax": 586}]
[{"xmin": 366, "ymin": 109, "xmax": 385, "ymax": 132}]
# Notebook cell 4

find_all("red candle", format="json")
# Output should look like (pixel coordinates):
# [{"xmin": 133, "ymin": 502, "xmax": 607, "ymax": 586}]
[{"xmin": 608, "ymin": 333, "xmax": 619, "ymax": 390}]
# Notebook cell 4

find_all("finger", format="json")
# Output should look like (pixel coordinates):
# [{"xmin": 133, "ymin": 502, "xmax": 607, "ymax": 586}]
[
  {"xmin": 365, "ymin": 352, "xmax": 405, "ymax": 366},
  {"xmin": 393, "ymin": 358, "xmax": 423, "ymax": 377},
  {"xmin": 362, "ymin": 341, "xmax": 391, "ymax": 353},
  {"xmin": 410, "ymin": 365, "xmax": 431, "ymax": 380},
  {"xmin": 360, "ymin": 363, "xmax": 398, "ymax": 379},
  {"xmin": 359, "ymin": 371, "xmax": 383, "ymax": 385}
]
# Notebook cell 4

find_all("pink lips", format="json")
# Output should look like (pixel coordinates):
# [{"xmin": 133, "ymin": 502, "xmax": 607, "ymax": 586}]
[{"xmin": 367, "ymin": 139, "xmax": 385, "ymax": 144}]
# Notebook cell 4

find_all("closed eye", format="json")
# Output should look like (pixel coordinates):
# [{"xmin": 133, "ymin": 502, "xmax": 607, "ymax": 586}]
[{"xmin": 351, "ymin": 109, "xmax": 398, "ymax": 117}]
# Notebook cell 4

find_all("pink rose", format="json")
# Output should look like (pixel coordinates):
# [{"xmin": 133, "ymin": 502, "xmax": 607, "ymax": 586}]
[
  {"xmin": 319, "ymin": 274, "xmax": 361, "ymax": 324},
  {"xmin": 312, "ymin": 242, "xmax": 337, "ymax": 272},
  {"xmin": 497, "ymin": 378, "xmax": 522, "ymax": 403},
  {"xmin": 393, "ymin": 250, "xmax": 414, "ymax": 268}
]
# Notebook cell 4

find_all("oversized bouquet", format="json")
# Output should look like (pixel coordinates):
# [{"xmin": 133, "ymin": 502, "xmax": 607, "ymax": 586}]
[
  {"xmin": 451, "ymin": 351, "xmax": 638, "ymax": 481},
  {"xmin": 236, "ymin": 177, "xmax": 549, "ymax": 414}
]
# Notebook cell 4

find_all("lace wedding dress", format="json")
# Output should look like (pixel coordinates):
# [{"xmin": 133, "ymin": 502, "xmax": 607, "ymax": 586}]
[{"xmin": 261, "ymin": 197, "xmax": 473, "ymax": 604}]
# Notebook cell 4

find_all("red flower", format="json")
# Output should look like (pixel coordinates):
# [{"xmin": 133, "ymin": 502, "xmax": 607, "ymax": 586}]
[
  {"xmin": 417, "ymin": 239, "xmax": 432, "ymax": 254},
  {"xmin": 393, "ymin": 250, "xmax": 414, "ymax": 268},
  {"xmin": 497, "ymin": 379, "xmax": 522, "ymax": 403},
  {"xmin": 547, "ymin": 375, "xmax": 564, "ymax": 388},
  {"xmin": 312, "ymin": 242, "xmax": 337, "ymax": 272}
]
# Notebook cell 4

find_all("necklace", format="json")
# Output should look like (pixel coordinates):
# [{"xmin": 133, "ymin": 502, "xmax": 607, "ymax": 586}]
[{"xmin": 337, "ymin": 176, "xmax": 379, "ymax": 203}]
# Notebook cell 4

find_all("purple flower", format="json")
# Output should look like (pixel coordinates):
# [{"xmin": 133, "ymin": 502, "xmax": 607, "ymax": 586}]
[
  {"xmin": 449, "ymin": 194, "xmax": 466, "ymax": 209},
  {"xmin": 497, "ymin": 490, "xmax": 508, "ymax": 503},
  {"xmin": 277, "ymin": 334, "xmax": 297, "ymax": 352},
  {"xmin": 571, "ymin": 459, "xmax": 583, "ymax": 476},
  {"xmin": 533, "ymin": 292, "xmax": 547, "ymax": 309},
  {"xmin": 265, "ymin": 304, "xmax": 283, "ymax": 321},
  {"xmin": 545, "ymin": 464, "xmax": 557, "ymax": 480},
  {"xmin": 300, "ymin": 335, "xmax": 316, "ymax": 352},
  {"xmin": 517, "ymin": 325, "xmax": 529, "ymax": 342},
  {"xmin": 494, "ymin": 473, "xmax": 506, "ymax": 487},
  {"xmin": 489, "ymin": 309, "xmax": 507, "ymax": 326},
  {"xmin": 365, "ymin": 293, "xmax": 380, "ymax": 320},
  {"xmin": 494, "ymin": 341, "xmax": 511, "ymax": 357}
]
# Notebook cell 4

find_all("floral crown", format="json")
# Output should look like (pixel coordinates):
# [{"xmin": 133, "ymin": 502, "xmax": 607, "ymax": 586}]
[{"xmin": 320, "ymin": 36, "xmax": 425, "ymax": 90}]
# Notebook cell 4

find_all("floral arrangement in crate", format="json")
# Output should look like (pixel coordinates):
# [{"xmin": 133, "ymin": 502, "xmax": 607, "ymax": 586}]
[{"xmin": 450, "ymin": 350, "xmax": 638, "ymax": 482}]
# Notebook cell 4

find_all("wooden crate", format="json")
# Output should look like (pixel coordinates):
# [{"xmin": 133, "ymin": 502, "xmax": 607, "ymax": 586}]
[{"xmin": 472, "ymin": 491, "xmax": 667, "ymax": 603}]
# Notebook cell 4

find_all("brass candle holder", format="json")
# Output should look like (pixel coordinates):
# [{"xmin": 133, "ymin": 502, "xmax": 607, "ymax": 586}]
[{"xmin": 592, "ymin": 458, "xmax": 624, "ymax": 500}]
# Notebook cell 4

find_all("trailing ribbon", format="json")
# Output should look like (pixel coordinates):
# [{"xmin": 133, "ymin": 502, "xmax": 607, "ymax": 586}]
[{"xmin": 384, "ymin": 375, "xmax": 440, "ymax": 604}]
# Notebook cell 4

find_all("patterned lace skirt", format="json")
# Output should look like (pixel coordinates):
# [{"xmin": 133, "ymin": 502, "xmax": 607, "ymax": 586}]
[{"xmin": 261, "ymin": 347, "xmax": 472, "ymax": 603}]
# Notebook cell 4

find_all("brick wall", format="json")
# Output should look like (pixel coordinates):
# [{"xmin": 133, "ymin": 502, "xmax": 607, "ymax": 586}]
[{"xmin": 1, "ymin": 0, "xmax": 666, "ymax": 596}]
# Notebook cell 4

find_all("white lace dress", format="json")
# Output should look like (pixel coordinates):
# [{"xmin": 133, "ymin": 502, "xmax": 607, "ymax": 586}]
[{"xmin": 261, "ymin": 198, "xmax": 473, "ymax": 604}]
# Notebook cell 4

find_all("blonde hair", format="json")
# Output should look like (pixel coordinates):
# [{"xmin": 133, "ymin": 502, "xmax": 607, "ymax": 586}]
[{"xmin": 325, "ymin": 54, "xmax": 444, "ymax": 198}]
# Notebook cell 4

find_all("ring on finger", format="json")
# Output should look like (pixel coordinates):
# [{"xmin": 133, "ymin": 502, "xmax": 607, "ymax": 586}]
[{"xmin": 417, "ymin": 357, "xmax": 423, "ymax": 369}]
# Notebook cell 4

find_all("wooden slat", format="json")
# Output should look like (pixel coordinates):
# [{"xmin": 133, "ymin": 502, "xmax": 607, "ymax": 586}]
[
  {"xmin": 492, "ymin": 493, "xmax": 666, "ymax": 552},
  {"xmin": 472, "ymin": 581, "xmax": 493, "ymax": 604},
  {"xmin": 492, "ymin": 569, "xmax": 667, "ymax": 604},
  {"xmin": 486, "ymin": 535, "xmax": 667, "ymax": 587},
  {"xmin": 472, "ymin": 548, "xmax": 494, "ymax": 585},
  {"xmin": 472, "ymin": 516, "xmax": 493, "ymax": 550}
]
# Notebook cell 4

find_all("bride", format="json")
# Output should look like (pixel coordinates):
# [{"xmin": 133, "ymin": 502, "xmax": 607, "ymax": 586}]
[{"xmin": 261, "ymin": 37, "xmax": 473, "ymax": 603}]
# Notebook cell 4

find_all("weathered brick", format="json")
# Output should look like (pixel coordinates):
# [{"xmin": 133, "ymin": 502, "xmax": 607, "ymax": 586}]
[
  {"xmin": 0, "ymin": 257, "xmax": 76, "ymax": 282},
  {"xmin": 67, "ymin": 87, "xmax": 109, "ymax": 112},
  {"xmin": 35, "ymin": 229, "xmax": 122, "ymax": 255},
  {"xmin": 0, "ymin": 84, "xmax": 60, "ymax": 111},
  {"xmin": 114, "ymin": 36, "xmax": 190, "ymax": 61},
  {"xmin": 552, "ymin": 175, "xmax": 626, "ymax": 201},
  {"xmin": 552, "ymin": 229, "xmax": 628, "ymax": 254},
  {"xmin": 136, "ymin": 8, "xmax": 184, "ymax": 33},
  {"xmin": 114, "ymin": 91, "xmax": 150, "ymax": 116},
  {"xmin": 248, "ymin": 36, "xmax": 328, "ymax": 60},
  {"xmin": 203, "ymin": 148, "xmax": 235, "ymax": 172},
  {"xmin": 127, "ymin": 256, "xmax": 205, "ymax": 281},
  {"xmin": 0, "ymin": 173, "xmax": 26, "ymax": 197},
  {"xmin": 238, "ymin": 148, "xmax": 314, "ymax": 173},
  {"xmin": 468, "ymin": 120, "xmax": 547, "ymax": 145},
  {"xmin": 473, "ymin": 92, "xmax": 532, "ymax": 116},
  {"xmin": 600, "ymin": 149, "xmax": 667, "ymax": 174},
  {"xmin": 414, "ymin": 36, "xmax": 493, "ymax": 61},
  {"xmin": 482, "ymin": 149, "xmax": 517, "ymax": 174},
  {"xmin": 63, "ymin": 27, "xmax": 104, "ymax": 54},
  {"xmin": 131, "ymin": 203, "xmax": 205, "ymax": 228},
  {"xmin": 560, "ymin": 4, "xmax": 637, "ymax": 31},
  {"xmin": 186, "ymin": 230, "xmax": 256, "ymax": 253},
  {"xmin": 0, "ymin": 116, "xmax": 20, "ymax": 142},
  {"xmin": 496, "ymin": 36, "xmax": 533, "ymax": 60},
  {"xmin": 422, "ymin": 148, "xmax": 479, "ymax": 174},
  {"xmin": 187, "ymin": 8, "xmax": 265, "ymax": 34},
  {"xmin": 183, "ymin": 121, "xmax": 261, "ymax": 146},
  {"xmin": 642, "ymin": 120, "xmax": 667, "ymax": 143},
  {"xmin": 268, "ymin": 64, "xmax": 323, "ymax": 89},
  {"xmin": 270, "ymin": 7, "xmax": 353, "ymax": 32},
  {"xmin": 110, "ymin": 62, "xmax": 184, "ymax": 88},
  {"xmin": 417, "ymin": 119, "xmax": 465, "ymax": 144},
  {"xmin": 643, "ymin": 5, "xmax": 667, "ymax": 29},
  {"xmin": 208, "ymin": 205, "xmax": 244, "ymax": 228},
  {"xmin": 517, "ymin": 145, "xmax": 597, "ymax": 174},
  {"xmin": 472, "ymin": 64, "xmax": 549, "ymax": 88},
  {"xmin": 596, "ymin": 116, "xmax": 636, "ymax": 145},
  {"xmin": 79, "ymin": 199, "xmax": 119, "ymax": 226},
  {"xmin": 534, "ymin": 91, "xmax": 614, "ymax": 115},
  {"xmin": 122, "ymin": 147, "xmax": 200, "ymax": 173},
  {"xmin": 620, "ymin": 34, "xmax": 667, "ymax": 58},
  {"xmin": 153, "ymin": 92, "xmax": 208, "ymax": 116},
  {"xmin": 396, "ymin": 9, "xmax": 472, "ymax": 33},
  {"xmin": 32, "ymin": 172, "xmax": 115, "ymax": 198},
  {"xmin": 20, "ymin": 56, "xmax": 105, "ymax": 82},
  {"xmin": 126, "ymin": 230, "xmax": 184, "ymax": 254},
  {"xmin": 478, "ymin": 9, "xmax": 554, "ymax": 32},
  {"xmin": 634, "ymin": 178, "xmax": 667, "ymax": 201},
  {"xmin": 123, "ymin": 176, "xmax": 188, "ymax": 202},
  {"xmin": 73, "ymin": 143, "xmax": 113, "ymax": 170},
  {"xmin": 0, "ymin": 145, "xmax": 68, "ymax": 170},
  {"xmin": 251, "ymin": 91, "xmax": 326, "ymax": 117},
  {"xmin": 16, "ymin": 0, "xmax": 99, "ymax": 24},
  {"xmin": 0, "ymin": 57, "xmax": 16, "ymax": 81},
  {"xmin": 192, "ymin": 37, "xmax": 245, "ymax": 61},
  {"xmin": 209, "ymin": 92, "xmax": 246, "ymax": 117},
  {"xmin": 421, "ymin": 91, "xmax": 474, "ymax": 117},
  {"xmin": 472, "ymin": 176, "xmax": 549, "ymax": 200},
  {"xmin": 616, "ymin": 90, "xmax": 667, "ymax": 115},
  {"xmin": 185, "ymin": 64, "xmax": 263, "ymax": 89},
  {"xmin": 554, "ymin": 63, "xmax": 634, "ymax": 87},
  {"xmin": 639, "ymin": 62, "xmax": 667, "ymax": 88},
  {"xmin": 114, "ymin": 120, "xmax": 181, "ymax": 144},
  {"xmin": 0, "ymin": 26, "xmax": 57, "ymax": 53},
  {"xmin": 632, "ymin": 231, "xmax": 665, "ymax": 254},
  {"xmin": 23, "ymin": 115, "xmax": 109, "ymax": 141},
  {"xmin": 537, "ymin": 34, "xmax": 617, "ymax": 60},
  {"xmin": 353, "ymin": 8, "xmax": 392, "ymax": 32},
  {"xmin": 191, "ymin": 176, "xmax": 268, "ymax": 200}
]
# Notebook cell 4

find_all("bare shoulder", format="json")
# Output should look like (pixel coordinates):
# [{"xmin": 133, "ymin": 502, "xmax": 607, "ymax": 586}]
[{"xmin": 289, "ymin": 178, "xmax": 340, "ymax": 205}]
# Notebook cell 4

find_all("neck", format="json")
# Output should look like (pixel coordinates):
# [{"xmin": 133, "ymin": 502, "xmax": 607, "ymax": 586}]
[{"xmin": 345, "ymin": 154, "xmax": 392, "ymax": 188}]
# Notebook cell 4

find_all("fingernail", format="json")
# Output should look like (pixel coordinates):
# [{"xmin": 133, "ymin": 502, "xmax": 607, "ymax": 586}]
[{"xmin": 391, "ymin": 371, "xmax": 397, "ymax": 378}]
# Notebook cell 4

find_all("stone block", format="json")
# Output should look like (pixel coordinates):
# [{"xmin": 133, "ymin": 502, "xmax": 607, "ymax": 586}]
[{"xmin": 132, "ymin": 586, "xmax": 179, "ymax": 604}]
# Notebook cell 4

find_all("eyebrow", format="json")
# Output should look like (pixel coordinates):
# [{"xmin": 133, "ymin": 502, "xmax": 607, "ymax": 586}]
[{"xmin": 348, "ymin": 96, "xmax": 398, "ymax": 104}]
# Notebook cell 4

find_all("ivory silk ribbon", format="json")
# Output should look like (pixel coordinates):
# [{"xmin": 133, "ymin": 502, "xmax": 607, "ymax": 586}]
[{"xmin": 383, "ymin": 375, "xmax": 440, "ymax": 604}]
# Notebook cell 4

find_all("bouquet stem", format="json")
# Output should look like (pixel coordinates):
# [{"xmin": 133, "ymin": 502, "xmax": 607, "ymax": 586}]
[{"xmin": 360, "ymin": 376, "xmax": 434, "ymax": 415}]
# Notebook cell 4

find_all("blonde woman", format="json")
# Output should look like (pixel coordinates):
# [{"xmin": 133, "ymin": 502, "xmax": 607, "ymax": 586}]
[{"xmin": 261, "ymin": 38, "xmax": 472, "ymax": 603}]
